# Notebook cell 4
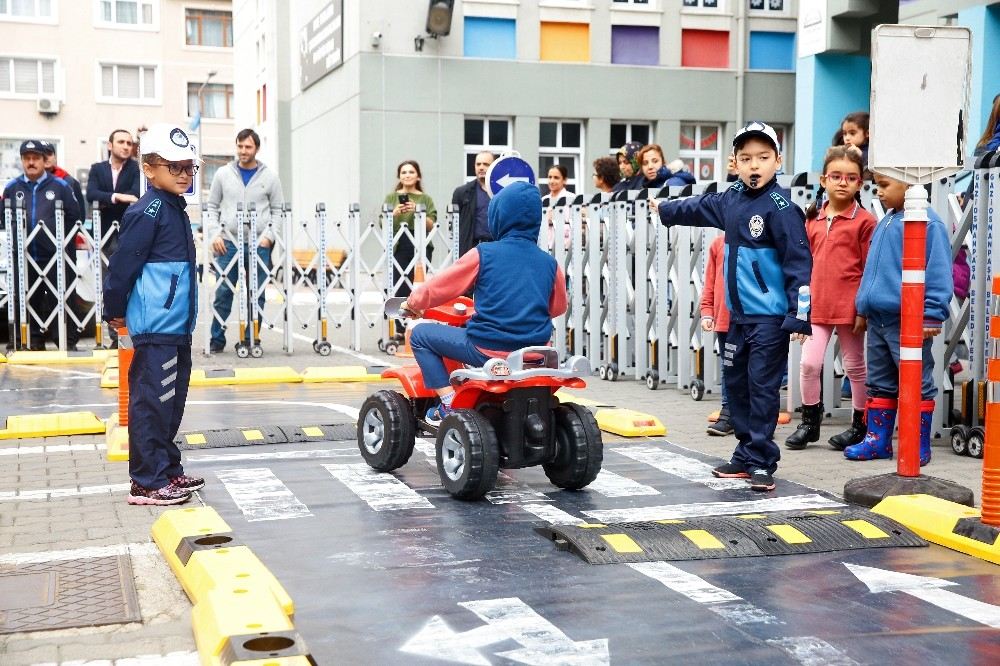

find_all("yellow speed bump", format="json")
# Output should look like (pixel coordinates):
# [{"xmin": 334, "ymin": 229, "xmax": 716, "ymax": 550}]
[
  {"xmin": 873, "ymin": 494, "xmax": 1000, "ymax": 565},
  {"xmin": 595, "ymin": 408, "xmax": 666, "ymax": 437},
  {"xmin": 186, "ymin": 546, "xmax": 294, "ymax": 616},
  {"xmin": 152, "ymin": 507, "xmax": 233, "ymax": 583},
  {"xmin": 191, "ymin": 587, "xmax": 300, "ymax": 666},
  {"xmin": 105, "ymin": 412, "xmax": 129, "ymax": 461},
  {"xmin": 301, "ymin": 365, "xmax": 391, "ymax": 383},
  {"xmin": 190, "ymin": 367, "xmax": 303, "ymax": 386},
  {"xmin": 6, "ymin": 348, "xmax": 117, "ymax": 365},
  {"xmin": 0, "ymin": 411, "xmax": 106, "ymax": 440}
]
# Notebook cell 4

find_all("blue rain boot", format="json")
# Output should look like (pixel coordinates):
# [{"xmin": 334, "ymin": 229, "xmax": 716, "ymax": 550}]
[
  {"xmin": 919, "ymin": 399, "xmax": 934, "ymax": 466},
  {"xmin": 845, "ymin": 397, "xmax": 897, "ymax": 461}
]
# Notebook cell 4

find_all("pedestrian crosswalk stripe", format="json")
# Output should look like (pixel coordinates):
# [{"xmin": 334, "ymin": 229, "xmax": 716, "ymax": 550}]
[
  {"xmin": 611, "ymin": 446, "xmax": 748, "ymax": 491},
  {"xmin": 324, "ymin": 463, "xmax": 435, "ymax": 511},
  {"xmin": 585, "ymin": 469, "xmax": 660, "ymax": 497},
  {"xmin": 583, "ymin": 494, "xmax": 844, "ymax": 523},
  {"xmin": 486, "ymin": 472, "xmax": 554, "ymax": 504},
  {"xmin": 520, "ymin": 504, "xmax": 581, "ymax": 524},
  {"xmin": 214, "ymin": 468, "xmax": 312, "ymax": 522}
]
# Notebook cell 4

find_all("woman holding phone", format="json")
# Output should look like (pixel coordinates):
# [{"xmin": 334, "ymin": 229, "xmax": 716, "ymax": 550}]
[{"xmin": 383, "ymin": 159, "xmax": 437, "ymax": 305}]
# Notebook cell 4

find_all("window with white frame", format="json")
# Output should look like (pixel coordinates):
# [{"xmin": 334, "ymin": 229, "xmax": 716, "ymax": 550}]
[
  {"xmin": 0, "ymin": 0, "xmax": 55, "ymax": 21},
  {"xmin": 682, "ymin": 0, "xmax": 721, "ymax": 9},
  {"xmin": 187, "ymin": 82, "xmax": 233, "ymax": 119},
  {"xmin": 539, "ymin": 120, "xmax": 584, "ymax": 194},
  {"xmin": 679, "ymin": 123, "xmax": 722, "ymax": 181},
  {"xmin": 200, "ymin": 154, "xmax": 228, "ymax": 191},
  {"xmin": 463, "ymin": 117, "xmax": 511, "ymax": 180},
  {"xmin": 0, "ymin": 56, "xmax": 56, "ymax": 96},
  {"xmin": 749, "ymin": 0, "xmax": 785, "ymax": 12},
  {"xmin": 96, "ymin": 0, "xmax": 156, "ymax": 28},
  {"xmin": 767, "ymin": 123, "xmax": 788, "ymax": 158},
  {"xmin": 609, "ymin": 122, "xmax": 652, "ymax": 153},
  {"xmin": 612, "ymin": 0, "xmax": 651, "ymax": 5},
  {"xmin": 185, "ymin": 8, "xmax": 232, "ymax": 47},
  {"xmin": 100, "ymin": 63, "xmax": 157, "ymax": 101}
]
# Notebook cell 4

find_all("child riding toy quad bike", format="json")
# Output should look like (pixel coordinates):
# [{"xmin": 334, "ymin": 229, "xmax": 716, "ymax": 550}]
[{"xmin": 356, "ymin": 296, "xmax": 603, "ymax": 500}]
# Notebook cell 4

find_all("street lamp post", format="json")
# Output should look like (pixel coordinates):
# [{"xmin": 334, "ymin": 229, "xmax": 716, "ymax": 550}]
[{"xmin": 196, "ymin": 70, "xmax": 217, "ymax": 224}]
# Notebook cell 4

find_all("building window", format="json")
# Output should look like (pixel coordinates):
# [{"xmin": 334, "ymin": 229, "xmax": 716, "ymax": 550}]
[
  {"xmin": 613, "ymin": 0, "xmax": 651, "ymax": 4},
  {"xmin": 539, "ymin": 120, "xmax": 583, "ymax": 193},
  {"xmin": 200, "ymin": 154, "xmax": 229, "ymax": 191},
  {"xmin": 0, "ymin": 0, "xmax": 55, "ymax": 21},
  {"xmin": 187, "ymin": 82, "xmax": 233, "ymax": 119},
  {"xmin": 100, "ymin": 63, "xmax": 157, "ymax": 101},
  {"xmin": 749, "ymin": 0, "xmax": 785, "ymax": 12},
  {"xmin": 0, "ymin": 56, "xmax": 56, "ymax": 96},
  {"xmin": 611, "ymin": 25, "xmax": 659, "ymax": 66},
  {"xmin": 185, "ymin": 8, "xmax": 232, "ymax": 47},
  {"xmin": 679, "ymin": 123, "xmax": 721, "ymax": 181},
  {"xmin": 464, "ymin": 117, "xmax": 511, "ymax": 180},
  {"xmin": 682, "ymin": 0, "xmax": 721, "ymax": 9},
  {"xmin": 96, "ymin": 0, "xmax": 156, "ymax": 27},
  {"xmin": 681, "ymin": 29, "xmax": 729, "ymax": 68},
  {"xmin": 749, "ymin": 31, "xmax": 795, "ymax": 71},
  {"xmin": 540, "ymin": 22, "xmax": 589, "ymax": 63},
  {"xmin": 464, "ymin": 17, "xmax": 516, "ymax": 59},
  {"xmin": 610, "ymin": 122, "xmax": 652, "ymax": 152},
  {"xmin": 767, "ymin": 124, "xmax": 788, "ymax": 155}
]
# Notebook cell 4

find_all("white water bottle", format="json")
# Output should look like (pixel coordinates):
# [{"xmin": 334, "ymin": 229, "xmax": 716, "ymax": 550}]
[{"xmin": 796, "ymin": 285, "xmax": 810, "ymax": 321}]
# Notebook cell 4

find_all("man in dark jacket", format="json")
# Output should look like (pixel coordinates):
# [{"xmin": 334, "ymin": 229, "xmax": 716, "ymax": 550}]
[
  {"xmin": 451, "ymin": 151, "xmax": 495, "ymax": 257},
  {"xmin": 86, "ymin": 129, "xmax": 140, "ymax": 246},
  {"xmin": 3, "ymin": 140, "xmax": 82, "ymax": 350}
]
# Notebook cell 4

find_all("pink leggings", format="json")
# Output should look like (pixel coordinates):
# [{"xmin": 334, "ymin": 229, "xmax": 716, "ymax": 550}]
[{"xmin": 800, "ymin": 323, "xmax": 866, "ymax": 411}]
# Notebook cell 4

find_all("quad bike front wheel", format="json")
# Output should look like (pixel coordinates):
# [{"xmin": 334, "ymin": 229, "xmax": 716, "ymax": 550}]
[
  {"xmin": 544, "ymin": 403, "xmax": 603, "ymax": 490},
  {"xmin": 436, "ymin": 410, "xmax": 500, "ymax": 500},
  {"xmin": 357, "ymin": 390, "xmax": 416, "ymax": 472}
]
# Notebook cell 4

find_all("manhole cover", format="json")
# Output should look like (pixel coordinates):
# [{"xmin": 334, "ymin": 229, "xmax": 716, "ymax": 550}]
[{"xmin": 0, "ymin": 556, "xmax": 140, "ymax": 633}]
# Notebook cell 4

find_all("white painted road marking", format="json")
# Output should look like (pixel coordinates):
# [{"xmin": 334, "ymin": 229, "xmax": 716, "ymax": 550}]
[
  {"xmin": 400, "ymin": 597, "xmax": 610, "ymax": 665},
  {"xmin": 611, "ymin": 445, "xmax": 749, "ymax": 491},
  {"xmin": 520, "ymin": 504, "xmax": 581, "ymax": 525},
  {"xmin": 0, "ymin": 542, "xmax": 158, "ymax": 566},
  {"xmin": 584, "ymin": 469, "xmax": 660, "ymax": 497},
  {"xmin": 31, "ymin": 651, "xmax": 200, "ymax": 666},
  {"xmin": 187, "ymin": 447, "xmax": 358, "ymax": 463},
  {"xmin": 485, "ymin": 472, "xmax": 553, "ymax": 504},
  {"xmin": 324, "ymin": 463, "xmax": 435, "ymax": 511},
  {"xmin": 214, "ymin": 468, "xmax": 312, "ymax": 522},
  {"xmin": 631, "ymin": 562, "xmax": 857, "ymax": 665},
  {"xmin": 845, "ymin": 563, "xmax": 1000, "ymax": 628},
  {"xmin": 583, "ymin": 493, "xmax": 844, "ymax": 523},
  {"xmin": 0, "ymin": 443, "xmax": 107, "ymax": 457},
  {"xmin": 0, "ymin": 482, "xmax": 130, "ymax": 502}
]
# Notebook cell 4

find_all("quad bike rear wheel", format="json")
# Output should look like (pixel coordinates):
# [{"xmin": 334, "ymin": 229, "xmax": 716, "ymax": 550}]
[
  {"xmin": 436, "ymin": 410, "xmax": 500, "ymax": 500},
  {"xmin": 544, "ymin": 403, "xmax": 603, "ymax": 490}
]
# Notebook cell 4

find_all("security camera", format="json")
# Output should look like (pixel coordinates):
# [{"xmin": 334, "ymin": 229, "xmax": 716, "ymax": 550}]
[{"xmin": 371, "ymin": 31, "xmax": 382, "ymax": 48}]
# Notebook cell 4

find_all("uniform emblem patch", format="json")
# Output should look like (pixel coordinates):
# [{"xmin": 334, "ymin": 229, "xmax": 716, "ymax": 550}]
[
  {"xmin": 144, "ymin": 199, "xmax": 162, "ymax": 217},
  {"xmin": 749, "ymin": 215, "xmax": 765, "ymax": 238},
  {"xmin": 45, "ymin": 190, "xmax": 55, "ymax": 201},
  {"xmin": 770, "ymin": 192, "xmax": 790, "ymax": 210},
  {"xmin": 169, "ymin": 128, "xmax": 189, "ymax": 147},
  {"xmin": 730, "ymin": 180, "xmax": 746, "ymax": 192}
]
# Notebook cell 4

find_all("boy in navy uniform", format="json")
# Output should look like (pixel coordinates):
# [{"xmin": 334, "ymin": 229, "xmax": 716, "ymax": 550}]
[
  {"xmin": 654, "ymin": 122, "xmax": 812, "ymax": 491},
  {"xmin": 104, "ymin": 124, "xmax": 203, "ymax": 505}
]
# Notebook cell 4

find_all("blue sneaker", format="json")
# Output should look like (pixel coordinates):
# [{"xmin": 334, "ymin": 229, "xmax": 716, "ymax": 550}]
[{"xmin": 425, "ymin": 402, "xmax": 453, "ymax": 426}]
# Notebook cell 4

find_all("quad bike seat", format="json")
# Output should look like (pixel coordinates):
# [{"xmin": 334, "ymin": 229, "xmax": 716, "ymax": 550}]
[{"xmin": 449, "ymin": 346, "xmax": 591, "ymax": 384}]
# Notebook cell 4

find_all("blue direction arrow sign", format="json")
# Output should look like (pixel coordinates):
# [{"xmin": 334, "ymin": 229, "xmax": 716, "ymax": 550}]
[{"xmin": 486, "ymin": 154, "xmax": 535, "ymax": 198}]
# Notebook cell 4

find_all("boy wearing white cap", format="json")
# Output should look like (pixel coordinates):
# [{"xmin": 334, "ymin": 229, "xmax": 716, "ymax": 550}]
[{"xmin": 104, "ymin": 124, "xmax": 204, "ymax": 505}]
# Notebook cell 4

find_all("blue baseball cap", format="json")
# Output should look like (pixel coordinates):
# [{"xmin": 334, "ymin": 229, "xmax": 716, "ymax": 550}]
[{"xmin": 19, "ymin": 140, "xmax": 46, "ymax": 156}]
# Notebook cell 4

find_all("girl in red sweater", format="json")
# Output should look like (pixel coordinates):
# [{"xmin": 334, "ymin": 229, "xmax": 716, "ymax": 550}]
[{"xmin": 785, "ymin": 145, "xmax": 876, "ymax": 451}]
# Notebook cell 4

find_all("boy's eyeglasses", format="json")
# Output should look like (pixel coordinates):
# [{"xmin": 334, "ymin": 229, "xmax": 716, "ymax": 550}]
[
  {"xmin": 149, "ymin": 162, "xmax": 200, "ymax": 176},
  {"xmin": 823, "ymin": 172, "xmax": 861, "ymax": 184}
]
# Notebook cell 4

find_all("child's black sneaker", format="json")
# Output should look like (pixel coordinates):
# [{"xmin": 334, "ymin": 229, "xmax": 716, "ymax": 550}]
[
  {"xmin": 748, "ymin": 469, "xmax": 776, "ymax": 492},
  {"xmin": 127, "ymin": 481, "xmax": 192, "ymax": 506},
  {"xmin": 169, "ymin": 474, "xmax": 205, "ymax": 491},
  {"xmin": 712, "ymin": 462, "xmax": 750, "ymax": 479}
]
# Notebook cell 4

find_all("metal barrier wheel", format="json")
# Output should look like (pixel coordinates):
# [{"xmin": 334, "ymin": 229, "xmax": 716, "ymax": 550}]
[
  {"xmin": 968, "ymin": 426, "xmax": 985, "ymax": 459},
  {"xmin": 950, "ymin": 424, "xmax": 970, "ymax": 456},
  {"xmin": 377, "ymin": 339, "xmax": 386, "ymax": 352},
  {"xmin": 235, "ymin": 342, "xmax": 250, "ymax": 359},
  {"xmin": 315, "ymin": 341, "xmax": 332, "ymax": 356},
  {"xmin": 598, "ymin": 365, "xmax": 607, "ymax": 381},
  {"xmin": 646, "ymin": 371, "xmax": 659, "ymax": 391},
  {"xmin": 250, "ymin": 345, "xmax": 264, "ymax": 359},
  {"xmin": 385, "ymin": 342, "xmax": 399, "ymax": 355},
  {"xmin": 690, "ymin": 379, "xmax": 705, "ymax": 401},
  {"xmin": 607, "ymin": 363, "xmax": 619, "ymax": 382}
]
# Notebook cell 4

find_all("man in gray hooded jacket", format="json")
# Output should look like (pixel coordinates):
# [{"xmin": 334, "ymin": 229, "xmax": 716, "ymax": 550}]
[{"xmin": 204, "ymin": 129, "xmax": 284, "ymax": 353}]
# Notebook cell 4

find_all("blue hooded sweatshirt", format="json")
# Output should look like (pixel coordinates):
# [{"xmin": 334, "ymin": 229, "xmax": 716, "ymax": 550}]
[{"xmin": 466, "ymin": 181, "xmax": 558, "ymax": 351}]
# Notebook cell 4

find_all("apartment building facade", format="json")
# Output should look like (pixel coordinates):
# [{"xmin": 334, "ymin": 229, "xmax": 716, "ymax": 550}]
[
  {"xmin": 0, "ymin": 0, "xmax": 235, "ymax": 210},
  {"xmin": 234, "ymin": 0, "xmax": 800, "ymax": 221}
]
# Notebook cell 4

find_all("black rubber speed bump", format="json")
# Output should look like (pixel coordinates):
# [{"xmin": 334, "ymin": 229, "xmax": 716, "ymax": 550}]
[
  {"xmin": 175, "ymin": 422, "xmax": 356, "ymax": 449},
  {"xmin": 536, "ymin": 509, "xmax": 927, "ymax": 564}
]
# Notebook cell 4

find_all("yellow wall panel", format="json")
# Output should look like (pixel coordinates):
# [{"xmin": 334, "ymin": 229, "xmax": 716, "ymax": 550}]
[{"xmin": 540, "ymin": 22, "xmax": 590, "ymax": 63}]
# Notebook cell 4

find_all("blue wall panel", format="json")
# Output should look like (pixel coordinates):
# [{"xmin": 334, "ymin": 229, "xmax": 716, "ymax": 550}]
[
  {"xmin": 959, "ymin": 5, "xmax": 1000, "ymax": 154},
  {"xmin": 464, "ymin": 17, "xmax": 517, "ymax": 60},
  {"xmin": 749, "ymin": 31, "xmax": 796, "ymax": 71},
  {"xmin": 794, "ymin": 54, "xmax": 870, "ymax": 173}
]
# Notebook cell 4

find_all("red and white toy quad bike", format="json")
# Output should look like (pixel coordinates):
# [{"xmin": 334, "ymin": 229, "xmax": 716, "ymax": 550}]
[{"xmin": 357, "ymin": 296, "xmax": 603, "ymax": 500}]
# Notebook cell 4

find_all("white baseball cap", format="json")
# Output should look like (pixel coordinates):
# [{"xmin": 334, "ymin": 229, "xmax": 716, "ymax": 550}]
[
  {"xmin": 140, "ymin": 123, "xmax": 201, "ymax": 162},
  {"xmin": 733, "ymin": 121, "xmax": 781, "ymax": 154}
]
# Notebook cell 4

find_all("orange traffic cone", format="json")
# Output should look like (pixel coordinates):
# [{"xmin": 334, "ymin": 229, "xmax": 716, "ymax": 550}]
[{"xmin": 117, "ymin": 327, "xmax": 133, "ymax": 427}]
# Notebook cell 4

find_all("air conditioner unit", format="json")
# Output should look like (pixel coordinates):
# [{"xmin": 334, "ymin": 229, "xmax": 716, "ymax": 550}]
[{"xmin": 37, "ymin": 97, "xmax": 61, "ymax": 115}]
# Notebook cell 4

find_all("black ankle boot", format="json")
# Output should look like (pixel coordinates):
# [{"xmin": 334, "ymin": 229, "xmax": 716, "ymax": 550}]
[
  {"xmin": 785, "ymin": 403, "xmax": 823, "ymax": 450},
  {"xmin": 707, "ymin": 406, "xmax": 733, "ymax": 436},
  {"xmin": 828, "ymin": 408, "xmax": 866, "ymax": 451}
]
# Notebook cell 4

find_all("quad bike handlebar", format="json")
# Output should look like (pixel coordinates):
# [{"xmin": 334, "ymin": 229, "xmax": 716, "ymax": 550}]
[{"xmin": 384, "ymin": 295, "xmax": 475, "ymax": 326}]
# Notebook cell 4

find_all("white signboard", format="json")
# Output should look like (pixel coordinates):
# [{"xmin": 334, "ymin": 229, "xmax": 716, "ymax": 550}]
[
  {"xmin": 869, "ymin": 25, "xmax": 972, "ymax": 184},
  {"xmin": 797, "ymin": 0, "xmax": 828, "ymax": 58}
]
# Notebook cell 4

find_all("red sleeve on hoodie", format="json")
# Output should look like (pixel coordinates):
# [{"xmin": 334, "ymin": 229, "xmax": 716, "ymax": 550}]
[
  {"xmin": 550, "ymin": 266, "xmax": 568, "ymax": 317},
  {"xmin": 407, "ymin": 250, "xmax": 480, "ymax": 311}
]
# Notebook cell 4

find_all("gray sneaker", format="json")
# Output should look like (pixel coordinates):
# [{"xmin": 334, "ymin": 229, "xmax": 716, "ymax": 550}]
[
  {"xmin": 748, "ymin": 469, "xmax": 776, "ymax": 492},
  {"xmin": 127, "ymin": 481, "xmax": 192, "ymax": 506}
]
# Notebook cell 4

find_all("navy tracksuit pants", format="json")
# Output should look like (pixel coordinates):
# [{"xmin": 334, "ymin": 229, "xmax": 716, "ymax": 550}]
[
  {"xmin": 723, "ymin": 321, "xmax": 789, "ymax": 474},
  {"xmin": 129, "ymin": 344, "xmax": 192, "ymax": 489}
]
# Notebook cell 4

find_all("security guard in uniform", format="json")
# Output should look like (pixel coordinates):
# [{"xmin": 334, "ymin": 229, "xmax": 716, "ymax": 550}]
[{"xmin": 2, "ymin": 139, "xmax": 81, "ymax": 350}]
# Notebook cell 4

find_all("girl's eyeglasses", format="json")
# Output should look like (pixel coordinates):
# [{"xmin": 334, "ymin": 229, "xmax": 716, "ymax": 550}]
[
  {"xmin": 150, "ymin": 162, "xmax": 200, "ymax": 176},
  {"xmin": 823, "ymin": 172, "xmax": 861, "ymax": 184}
]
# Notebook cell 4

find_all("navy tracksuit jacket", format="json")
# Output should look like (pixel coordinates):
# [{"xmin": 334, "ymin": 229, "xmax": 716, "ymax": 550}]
[
  {"xmin": 658, "ymin": 177, "xmax": 812, "ymax": 473},
  {"xmin": 104, "ymin": 187, "xmax": 197, "ymax": 489}
]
